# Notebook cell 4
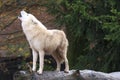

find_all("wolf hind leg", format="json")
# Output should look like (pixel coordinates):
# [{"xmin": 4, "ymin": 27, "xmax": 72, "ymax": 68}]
[
  {"xmin": 52, "ymin": 52, "xmax": 62, "ymax": 72},
  {"xmin": 60, "ymin": 48, "xmax": 69, "ymax": 73}
]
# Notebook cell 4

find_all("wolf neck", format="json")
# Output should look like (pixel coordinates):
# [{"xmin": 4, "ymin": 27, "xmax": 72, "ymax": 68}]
[
  {"xmin": 22, "ymin": 22, "xmax": 47, "ymax": 41},
  {"xmin": 33, "ymin": 18, "xmax": 47, "ymax": 30},
  {"xmin": 22, "ymin": 20, "xmax": 47, "ymax": 30}
]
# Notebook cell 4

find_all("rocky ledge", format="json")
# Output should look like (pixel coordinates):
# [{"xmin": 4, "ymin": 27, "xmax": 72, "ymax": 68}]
[{"xmin": 13, "ymin": 70, "xmax": 120, "ymax": 80}]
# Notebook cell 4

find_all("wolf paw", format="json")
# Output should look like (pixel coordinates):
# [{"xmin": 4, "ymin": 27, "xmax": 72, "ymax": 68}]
[
  {"xmin": 32, "ymin": 68, "xmax": 36, "ymax": 72},
  {"xmin": 37, "ymin": 70, "xmax": 43, "ymax": 74},
  {"xmin": 55, "ymin": 68, "xmax": 60, "ymax": 72},
  {"xmin": 64, "ymin": 69, "xmax": 69, "ymax": 73}
]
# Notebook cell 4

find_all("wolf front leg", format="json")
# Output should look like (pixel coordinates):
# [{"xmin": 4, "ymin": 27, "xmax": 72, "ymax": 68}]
[
  {"xmin": 32, "ymin": 49, "xmax": 38, "ymax": 72},
  {"xmin": 37, "ymin": 50, "xmax": 45, "ymax": 74}
]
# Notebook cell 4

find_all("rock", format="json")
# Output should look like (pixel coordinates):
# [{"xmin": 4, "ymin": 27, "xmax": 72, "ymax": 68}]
[
  {"xmin": 13, "ymin": 70, "xmax": 120, "ymax": 80},
  {"xmin": 80, "ymin": 70, "xmax": 120, "ymax": 80},
  {"xmin": 13, "ymin": 70, "xmax": 79, "ymax": 80},
  {"xmin": 109, "ymin": 72, "xmax": 120, "ymax": 79}
]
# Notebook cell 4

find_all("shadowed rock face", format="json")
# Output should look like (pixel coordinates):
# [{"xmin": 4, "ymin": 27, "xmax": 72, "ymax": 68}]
[
  {"xmin": 0, "ymin": 56, "xmax": 24, "ymax": 80},
  {"xmin": 13, "ymin": 70, "xmax": 120, "ymax": 80}
]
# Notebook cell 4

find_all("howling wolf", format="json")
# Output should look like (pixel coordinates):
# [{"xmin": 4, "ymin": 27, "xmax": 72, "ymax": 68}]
[{"xmin": 18, "ymin": 10, "xmax": 69, "ymax": 74}]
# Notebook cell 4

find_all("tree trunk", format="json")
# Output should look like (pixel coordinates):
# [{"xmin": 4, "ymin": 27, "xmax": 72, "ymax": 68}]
[{"xmin": 13, "ymin": 70, "xmax": 120, "ymax": 80}]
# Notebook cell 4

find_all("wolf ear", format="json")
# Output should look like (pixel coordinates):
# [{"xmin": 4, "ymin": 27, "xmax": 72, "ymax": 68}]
[{"xmin": 32, "ymin": 20, "xmax": 37, "ymax": 24}]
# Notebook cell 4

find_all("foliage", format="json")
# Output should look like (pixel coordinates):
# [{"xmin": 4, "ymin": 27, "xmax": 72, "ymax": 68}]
[{"xmin": 47, "ymin": 0, "xmax": 120, "ymax": 72}]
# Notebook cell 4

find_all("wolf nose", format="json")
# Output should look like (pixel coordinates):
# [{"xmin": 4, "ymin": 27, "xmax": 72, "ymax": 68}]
[
  {"xmin": 21, "ymin": 10, "xmax": 27, "ymax": 15},
  {"xmin": 21, "ymin": 10, "xmax": 25, "ymax": 13}
]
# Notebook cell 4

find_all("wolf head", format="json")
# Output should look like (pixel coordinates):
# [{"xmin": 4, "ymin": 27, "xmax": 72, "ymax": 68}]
[
  {"xmin": 18, "ymin": 10, "xmax": 47, "ymax": 30},
  {"xmin": 18, "ymin": 10, "xmax": 36, "ymax": 23}
]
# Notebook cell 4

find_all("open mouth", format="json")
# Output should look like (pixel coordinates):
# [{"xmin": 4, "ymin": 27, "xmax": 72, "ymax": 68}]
[
  {"xmin": 18, "ymin": 10, "xmax": 28, "ymax": 19},
  {"xmin": 18, "ymin": 12, "xmax": 22, "ymax": 18}
]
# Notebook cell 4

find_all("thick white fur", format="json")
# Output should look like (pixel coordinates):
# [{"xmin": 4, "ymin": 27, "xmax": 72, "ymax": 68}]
[{"xmin": 18, "ymin": 11, "xmax": 69, "ymax": 74}]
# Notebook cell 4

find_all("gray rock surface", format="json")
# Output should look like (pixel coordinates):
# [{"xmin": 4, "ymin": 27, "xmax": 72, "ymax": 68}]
[
  {"xmin": 13, "ymin": 70, "xmax": 120, "ymax": 80},
  {"xmin": 109, "ymin": 72, "xmax": 120, "ymax": 79},
  {"xmin": 80, "ymin": 70, "xmax": 120, "ymax": 80}
]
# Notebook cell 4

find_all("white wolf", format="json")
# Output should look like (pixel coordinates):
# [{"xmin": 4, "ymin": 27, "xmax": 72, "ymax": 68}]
[{"xmin": 18, "ymin": 10, "xmax": 69, "ymax": 74}]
